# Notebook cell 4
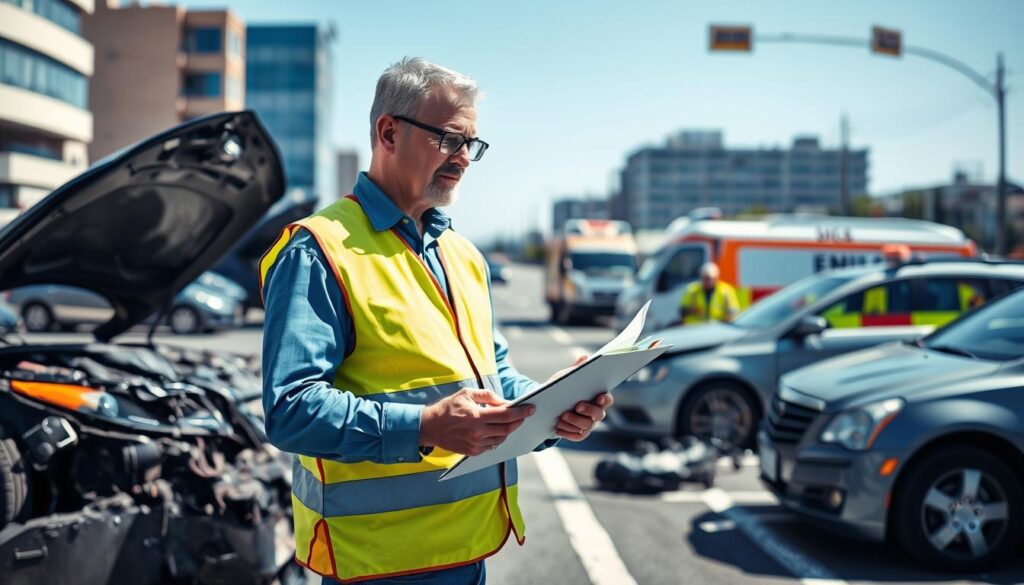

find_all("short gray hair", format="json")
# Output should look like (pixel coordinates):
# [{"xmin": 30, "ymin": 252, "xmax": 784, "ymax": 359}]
[
  {"xmin": 369, "ymin": 57, "xmax": 481, "ymax": 147},
  {"xmin": 700, "ymin": 262, "xmax": 720, "ymax": 278}
]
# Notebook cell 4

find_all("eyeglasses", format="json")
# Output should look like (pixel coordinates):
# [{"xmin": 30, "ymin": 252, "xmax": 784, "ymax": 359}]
[{"xmin": 393, "ymin": 115, "xmax": 489, "ymax": 162}]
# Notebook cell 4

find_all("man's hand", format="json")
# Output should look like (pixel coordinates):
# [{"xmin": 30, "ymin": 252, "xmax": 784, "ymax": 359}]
[
  {"xmin": 551, "ymin": 354, "xmax": 614, "ymax": 442},
  {"xmin": 555, "ymin": 392, "xmax": 613, "ymax": 441},
  {"xmin": 419, "ymin": 388, "xmax": 535, "ymax": 456}
]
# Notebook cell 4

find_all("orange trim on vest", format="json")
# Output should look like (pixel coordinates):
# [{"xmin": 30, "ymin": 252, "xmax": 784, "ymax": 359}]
[
  {"xmin": 308, "ymin": 520, "xmax": 337, "ymax": 577},
  {"xmin": 500, "ymin": 463, "xmax": 525, "ymax": 545}
]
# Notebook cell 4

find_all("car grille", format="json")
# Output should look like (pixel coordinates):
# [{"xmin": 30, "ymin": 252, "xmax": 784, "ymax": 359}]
[
  {"xmin": 593, "ymin": 292, "xmax": 619, "ymax": 304},
  {"xmin": 766, "ymin": 394, "xmax": 818, "ymax": 444}
]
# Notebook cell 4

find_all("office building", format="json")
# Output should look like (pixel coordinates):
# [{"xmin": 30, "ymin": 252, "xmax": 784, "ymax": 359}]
[
  {"xmin": 1, "ymin": 0, "xmax": 94, "ymax": 209},
  {"xmin": 246, "ymin": 25, "xmax": 334, "ymax": 205},
  {"xmin": 612, "ymin": 130, "xmax": 869, "ymax": 231}
]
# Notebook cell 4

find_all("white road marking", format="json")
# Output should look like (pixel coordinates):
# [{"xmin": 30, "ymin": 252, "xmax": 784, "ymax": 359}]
[
  {"xmin": 549, "ymin": 327, "xmax": 573, "ymax": 345},
  {"xmin": 533, "ymin": 449, "xmax": 638, "ymax": 585},
  {"xmin": 701, "ymin": 488, "xmax": 849, "ymax": 585},
  {"xmin": 661, "ymin": 490, "xmax": 777, "ymax": 504},
  {"xmin": 717, "ymin": 454, "xmax": 761, "ymax": 468}
]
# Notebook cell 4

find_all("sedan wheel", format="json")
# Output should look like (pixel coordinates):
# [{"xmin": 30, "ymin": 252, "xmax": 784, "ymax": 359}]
[
  {"xmin": 169, "ymin": 306, "xmax": 202, "ymax": 335},
  {"xmin": 894, "ymin": 447, "xmax": 1023, "ymax": 572},
  {"xmin": 22, "ymin": 303, "xmax": 53, "ymax": 332},
  {"xmin": 679, "ymin": 383, "xmax": 756, "ymax": 448}
]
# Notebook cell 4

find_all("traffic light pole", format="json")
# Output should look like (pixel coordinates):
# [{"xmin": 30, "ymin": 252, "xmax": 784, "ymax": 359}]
[{"xmin": 747, "ymin": 33, "xmax": 1009, "ymax": 255}]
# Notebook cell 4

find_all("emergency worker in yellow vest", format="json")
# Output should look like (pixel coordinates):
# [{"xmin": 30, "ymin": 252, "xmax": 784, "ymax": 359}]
[
  {"xmin": 679, "ymin": 262, "xmax": 740, "ymax": 324},
  {"xmin": 259, "ymin": 57, "xmax": 613, "ymax": 585}
]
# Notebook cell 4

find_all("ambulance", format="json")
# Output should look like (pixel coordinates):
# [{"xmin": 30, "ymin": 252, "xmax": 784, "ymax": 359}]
[
  {"xmin": 545, "ymin": 219, "xmax": 638, "ymax": 324},
  {"xmin": 615, "ymin": 214, "xmax": 977, "ymax": 332}
]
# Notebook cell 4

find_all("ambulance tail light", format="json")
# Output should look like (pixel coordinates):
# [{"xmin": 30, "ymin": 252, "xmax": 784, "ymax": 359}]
[{"xmin": 881, "ymin": 244, "xmax": 912, "ymax": 265}]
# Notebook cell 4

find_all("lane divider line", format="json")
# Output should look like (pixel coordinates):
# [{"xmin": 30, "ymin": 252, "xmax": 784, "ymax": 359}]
[
  {"xmin": 701, "ymin": 488, "xmax": 849, "ymax": 585},
  {"xmin": 549, "ymin": 327, "xmax": 573, "ymax": 345},
  {"xmin": 661, "ymin": 490, "xmax": 776, "ymax": 504},
  {"xmin": 532, "ymin": 449, "xmax": 638, "ymax": 585}
]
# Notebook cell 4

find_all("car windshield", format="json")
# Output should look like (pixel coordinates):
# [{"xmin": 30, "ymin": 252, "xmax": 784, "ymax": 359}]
[
  {"xmin": 636, "ymin": 254, "xmax": 661, "ymax": 283},
  {"xmin": 924, "ymin": 288, "xmax": 1024, "ymax": 361},
  {"xmin": 570, "ymin": 252, "xmax": 635, "ymax": 276},
  {"xmin": 732, "ymin": 273, "xmax": 857, "ymax": 329}
]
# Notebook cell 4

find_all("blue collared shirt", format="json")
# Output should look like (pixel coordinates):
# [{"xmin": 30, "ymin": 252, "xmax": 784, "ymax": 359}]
[{"xmin": 261, "ymin": 172, "xmax": 540, "ymax": 464}]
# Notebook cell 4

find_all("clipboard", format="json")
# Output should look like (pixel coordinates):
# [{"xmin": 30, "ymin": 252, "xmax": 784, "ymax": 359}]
[{"xmin": 439, "ymin": 308, "xmax": 670, "ymax": 481}]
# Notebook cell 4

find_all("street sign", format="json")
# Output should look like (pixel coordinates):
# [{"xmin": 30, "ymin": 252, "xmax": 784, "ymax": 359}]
[
  {"xmin": 871, "ymin": 26, "xmax": 902, "ymax": 57},
  {"xmin": 709, "ymin": 25, "xmax": 752, "ymax": 52}
]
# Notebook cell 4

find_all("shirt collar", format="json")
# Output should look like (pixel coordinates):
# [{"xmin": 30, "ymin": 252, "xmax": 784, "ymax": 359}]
[{"xmin": 353, "ymin": 172, "xmax": 454, "ymax": 236}]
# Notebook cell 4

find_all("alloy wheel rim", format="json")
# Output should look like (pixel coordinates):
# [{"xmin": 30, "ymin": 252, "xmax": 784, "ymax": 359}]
[
  {"xmin": 171, "ymin": 308, "xmax": 198, "ymax": 333},
  {"xmin": 688, "ymin": 388, "xmax": 752, "ymax": 445},
  {"xmin": 921, "ymin": 467, "xmax": 1009, "ymax": 560},
  {"xmin": 24, "ymin": 305, "xmax": 49, "ymax": 331}
]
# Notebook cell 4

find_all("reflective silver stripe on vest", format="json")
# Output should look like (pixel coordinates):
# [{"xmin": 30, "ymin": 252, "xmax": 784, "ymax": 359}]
[
  {"xmin": 361, "ymin": 375, "xmax": 503, "ymax": 405},
  {"xmin": 292, "ymin": 458, "xmax": 519, "ymax": 518}
]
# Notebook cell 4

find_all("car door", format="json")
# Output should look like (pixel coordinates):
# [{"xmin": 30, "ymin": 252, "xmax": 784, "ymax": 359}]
[
  {"xmin": 776, "ymin": 278, "xmax": 927, "ymax": 375},
  {"xmin": 648, "ymin": 244, "xmax": 706, "ymax": 331}
]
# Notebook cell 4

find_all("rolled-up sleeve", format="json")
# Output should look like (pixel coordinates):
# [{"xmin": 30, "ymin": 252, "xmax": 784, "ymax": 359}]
[{"xmin": 261, "ymin": 233, "xmax": 423, "ymax": 464}]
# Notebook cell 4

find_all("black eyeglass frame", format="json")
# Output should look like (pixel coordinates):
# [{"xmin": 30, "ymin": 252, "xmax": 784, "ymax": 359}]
[{"xmin": 392, "ymin": 115, "xmax": 489, "ymax": 161}]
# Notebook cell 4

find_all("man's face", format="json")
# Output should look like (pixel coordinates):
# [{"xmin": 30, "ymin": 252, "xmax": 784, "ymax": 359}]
[
  {"xmin": 701, "ymin": 273, "xmax": 717, "ymax": 289},
  {"xmin": 395, "ymin": 87, "xmax": 477, "ymax": 207}
]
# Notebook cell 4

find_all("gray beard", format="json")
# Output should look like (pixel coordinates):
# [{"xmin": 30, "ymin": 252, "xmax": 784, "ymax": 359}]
[{"xmin": 424, "ymin": 178, "xmax": 458, "ymax": 207}]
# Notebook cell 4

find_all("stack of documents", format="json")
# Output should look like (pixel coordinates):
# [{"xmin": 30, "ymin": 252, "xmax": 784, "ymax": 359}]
[{"xmin": 440, "ymin": 301, "xmax": 669, "ymax": 481}]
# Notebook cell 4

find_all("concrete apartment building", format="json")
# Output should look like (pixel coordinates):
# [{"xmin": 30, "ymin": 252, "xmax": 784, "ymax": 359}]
[
  {"xmin": 612, "ymin": 130, "xmax": 869, "ymax": 231},
  {"xmin": 551, "ymin": 197, "xmax": 609, "ymax": 232},
  {"xmin": 0, "ymin": 0, "xmax": 94, "ymax": 210},
  {"xmin": 84, "ymin": 0, "xmax": 244, "ymax": 162}
]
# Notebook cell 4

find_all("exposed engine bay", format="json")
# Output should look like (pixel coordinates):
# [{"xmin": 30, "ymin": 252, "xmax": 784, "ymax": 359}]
[{"xmin": 0, "ymin": 340, "xmax": 301, "ymax": 584}]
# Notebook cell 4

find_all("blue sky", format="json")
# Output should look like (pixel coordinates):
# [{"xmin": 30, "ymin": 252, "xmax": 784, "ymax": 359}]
[{"xmin": 183, "ymin": 0, "xmax": 1023, "ymax": 244}]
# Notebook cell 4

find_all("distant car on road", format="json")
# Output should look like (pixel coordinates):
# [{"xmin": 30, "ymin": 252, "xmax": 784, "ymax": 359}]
[
  {"xmin": 7, "ymin": 271, "xmax": 245, "ymax": 334},
  {"xmin": 606, "ymin": 259, "xmax": 1024, "ymax": 448},
  {"xmin": 761, "ymin": 286, "xmax": 1024, "ymax": 572},
  {"xmin": 486, "ymin": 255, "xmax": 510, "ymax": 284}
]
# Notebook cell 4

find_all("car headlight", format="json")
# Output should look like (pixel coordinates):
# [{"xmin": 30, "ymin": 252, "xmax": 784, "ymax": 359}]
[
  {"xmin": 194, "ymin": 290, "xmax": 224, "ymax": 311},
  {"xmin": 626, "ymin": 363, "xmax": 670, "ymax": 384},
  {"xmin": 819, "ymin": 398, "xmax": 904, "ymax": 451}
]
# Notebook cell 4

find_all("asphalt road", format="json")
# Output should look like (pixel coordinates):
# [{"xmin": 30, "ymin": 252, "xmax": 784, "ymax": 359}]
[{"xmin": 23, "ymin": 263, "xmax": 1024, "ymax": 585}]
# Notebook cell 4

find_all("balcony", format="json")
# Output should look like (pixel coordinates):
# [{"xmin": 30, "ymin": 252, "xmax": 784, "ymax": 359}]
[
  {"xmin": 0, "ymin": 151, "xmax": 84, "ymax": 191},
  {"xmin": 0, "ymin": 85, "xmax": 92, "ymax": 143}
]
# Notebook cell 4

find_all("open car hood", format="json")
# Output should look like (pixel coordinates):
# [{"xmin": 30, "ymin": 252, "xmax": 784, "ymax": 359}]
[{"xmin": 0, "ymin": 111, "xmax": 285, "ymax": 342}]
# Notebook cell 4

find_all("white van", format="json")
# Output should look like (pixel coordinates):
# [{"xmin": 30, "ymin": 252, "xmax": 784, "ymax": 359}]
[{"xmin": 616, "ymin": 215, "xmax": 977, "ymax": 332}]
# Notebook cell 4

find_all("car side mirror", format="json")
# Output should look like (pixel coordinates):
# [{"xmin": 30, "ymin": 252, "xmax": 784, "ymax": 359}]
[{"xmin": 793, "ymin": 315, "xmax": 827, "ymax": 337}]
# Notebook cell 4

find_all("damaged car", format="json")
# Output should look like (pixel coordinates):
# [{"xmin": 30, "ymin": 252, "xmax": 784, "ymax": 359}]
[{"xmin": 0, "ymin": 111, "xmax": 303, "ymax": 584}]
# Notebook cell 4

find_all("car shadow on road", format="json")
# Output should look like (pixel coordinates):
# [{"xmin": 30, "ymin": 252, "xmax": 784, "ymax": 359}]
[
  {"xmin": 689, "ymin": 506, "xmax": 1024, "ymax": 584},
  {"xmin": 556, "ymin": 430, "xmax": 638, "ymax": 453}
]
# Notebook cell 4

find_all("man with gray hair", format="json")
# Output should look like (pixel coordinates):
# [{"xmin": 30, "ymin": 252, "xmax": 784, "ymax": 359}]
[{"xmin": 260, "ymin": 57, "xmax": 612, "ymax": 584}]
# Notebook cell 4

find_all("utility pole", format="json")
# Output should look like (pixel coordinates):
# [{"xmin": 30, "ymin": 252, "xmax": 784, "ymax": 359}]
[
  {"xmin": 995, "ymin": 53, "xmax": 1007, "ymax": 255},
  {"xmin": 840, "ymin": 113, "xmax": 850, "ymax": 216}
]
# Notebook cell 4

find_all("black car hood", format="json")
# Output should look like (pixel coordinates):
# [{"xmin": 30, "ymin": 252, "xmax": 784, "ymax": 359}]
[
  {"xmin": 0, "ymin": 111, "xmax": 285, "ymax": 342},
  {"xmin": 783, "ymin": 342, "xmax": 1001, "ymax": 410}
]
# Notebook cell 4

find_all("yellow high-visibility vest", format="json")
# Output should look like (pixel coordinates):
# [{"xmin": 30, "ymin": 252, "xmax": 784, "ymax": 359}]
[
  {"xmin": 680, "ymin": 281, "xmax": 740, "ymax": 324},
  {"xmin": 259, "ymin": 196, "xmax": 525, "ymax": 583}
]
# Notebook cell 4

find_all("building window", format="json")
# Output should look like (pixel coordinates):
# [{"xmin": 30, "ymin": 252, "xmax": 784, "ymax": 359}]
[
  {"xmin": 183, "ymin": 72, "xmax": 222, "ymax": 97},
  {"xmin": 2, "ymin": 0, "xmax": 80, "ymax": 34},
  {"xmin": 184, "ymin": 27, "xmax": 223, "ymax": 54},
  {"xmin": 0, "ymin": 39, "xmax": 87, "ymax": 108}
]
